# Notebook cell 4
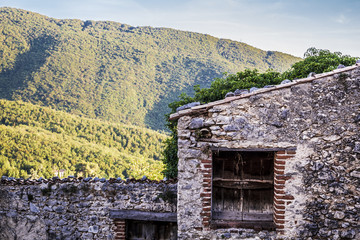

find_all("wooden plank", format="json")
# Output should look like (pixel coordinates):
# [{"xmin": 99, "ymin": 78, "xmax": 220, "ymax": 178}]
[
  {"xmin": 210, "ymin": 220, "xmax": 276, "ymax": 230},
  {"xmin": 243, "ymin": 212, "xmax": 273, "ymax": 221},
  {"xmin": 212, "ymin": 211, "xmax": 272, "ymax": 221},
  {"xmin": 211, "ymin": 147, "xmax": 297, "ymax": 152},
  {"xmin": 223, "ymin": 188, "xmax": 235, "ymax": 211},
  {"xmin": 213, "ymin": 180, "xmax": 273, "ymax": 190},
  {"xmin": 242, "ymin": 152, "xmax": 274, "ymax": 180},
  {"xmin": 109, "ymin": 210, "xmax": 177, "ymax": 222},
  {"xmin": 243, "ymin": 189, "xmax": 273, "ymax": 214},
  {"xmin": 212, "ymin": 211, "xmax": 242, "ymax": 220},
  {"xmin": 212, "ymin": 178, "xmax": 273, "ymax": 184},
  {"xmin": 212, "ymin": 186, "xmax": 223, "ymax": 212}
]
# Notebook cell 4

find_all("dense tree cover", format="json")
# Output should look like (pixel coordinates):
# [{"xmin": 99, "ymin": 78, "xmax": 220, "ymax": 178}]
[
  {"xmin": 0, "ymin": 7, "xmax": 300, "ymax": 131},
  {"xmin": 0, "ymin": 99, "xmax": 166, "ymax": 179},
  {"xmin": 162, "ymin": 48, "xmax": 358, "ymax": 178}
]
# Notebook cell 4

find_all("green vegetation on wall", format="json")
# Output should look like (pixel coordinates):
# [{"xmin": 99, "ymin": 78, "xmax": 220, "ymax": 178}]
[{"xmin": 162, "ymin": 48, "xmax": 358, "ymax": 178}]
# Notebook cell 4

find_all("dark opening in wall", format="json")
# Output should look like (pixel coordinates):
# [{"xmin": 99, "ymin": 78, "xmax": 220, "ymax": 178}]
[
  {"xmin": 212, "ymin": 151, "xmax": 275, "ymax": 229},
  {"xmin": 126, "ymin": 220, "xmax": 177, "ymax": 240}
]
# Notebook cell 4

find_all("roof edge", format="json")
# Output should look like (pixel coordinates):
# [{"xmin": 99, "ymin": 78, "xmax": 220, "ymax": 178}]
[{"xmin": 169, "ymin": 63, "xmax": 360, "ymax": 121}]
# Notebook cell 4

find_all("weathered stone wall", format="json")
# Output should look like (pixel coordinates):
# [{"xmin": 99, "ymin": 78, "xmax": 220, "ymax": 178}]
[
  {"xmin": 0, "ymin": 177, "xmax": 177, "ymax": 240},
  {"xmin": 176, "ymin": 66, "xmax": 360, "ymax": 239}
]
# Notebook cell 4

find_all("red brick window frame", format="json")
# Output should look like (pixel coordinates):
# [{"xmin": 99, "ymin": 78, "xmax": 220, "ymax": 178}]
[
  {"xmin": 273, "ymin": 149, "xmax": 296, "ymax": 233},
  {"xmin": 113, "ymin": 219, "xmax": 126, "ymax": 240},
  {"xmin": 201, "ymin": 148, "xmax": 296, "ymax": 232}
]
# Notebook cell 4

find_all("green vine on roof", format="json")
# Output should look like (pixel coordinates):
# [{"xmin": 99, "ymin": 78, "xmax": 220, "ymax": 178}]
[{"xmin": 161, "ymin": 47, "xmax": 358, "ymax": 179}]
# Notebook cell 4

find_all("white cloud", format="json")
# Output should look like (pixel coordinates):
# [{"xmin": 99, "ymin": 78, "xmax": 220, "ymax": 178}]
[{"xmin": 335, "ymin": 14, "xmax": 349, "ymax": 24}]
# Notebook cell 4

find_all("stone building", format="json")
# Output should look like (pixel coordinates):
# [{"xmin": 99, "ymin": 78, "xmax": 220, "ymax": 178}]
[
  {"xmin": 170, "ymin": 63, "xmax": 360, "ymax": 239},
  {"xmin": 0, "ymin": 63, "xmax": 359, "ymax": 240}
]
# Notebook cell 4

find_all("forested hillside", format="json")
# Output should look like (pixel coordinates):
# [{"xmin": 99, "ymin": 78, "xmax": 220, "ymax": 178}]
[
  {"xmin": 0, "ymin": 99, "xmax": 166, "ymax": 179},
  {"xmin": 0, "ymin": 7, "xmax": 301, "ymax": 131}
]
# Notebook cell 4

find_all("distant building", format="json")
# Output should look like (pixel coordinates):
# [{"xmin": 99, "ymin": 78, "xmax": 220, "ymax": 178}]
[{"xmin": 54, "ymin": 169, "xmax": 65, "ymax": 178}]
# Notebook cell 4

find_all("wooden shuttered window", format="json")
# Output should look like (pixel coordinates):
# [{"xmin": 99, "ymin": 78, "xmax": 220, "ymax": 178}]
[
  {"xmin": 212, "ymin": 151, "xmax": 274, "ymax": 224},
  {"xmin": 126, "ymin": 220, "xmax": 177, "ymax": 240}
]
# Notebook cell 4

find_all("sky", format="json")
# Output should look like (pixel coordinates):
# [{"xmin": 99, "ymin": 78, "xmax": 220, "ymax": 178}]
[{"xmin": 2, "ymin": 0, "xmax": 360, "ymax": 58}]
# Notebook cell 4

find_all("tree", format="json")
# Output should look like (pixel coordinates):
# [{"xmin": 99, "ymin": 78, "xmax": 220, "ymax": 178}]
[
  {"xmin": 282, "ymin": 47, "xmax": 357, "ymax": 80},
  {"xmin": 161, "ymin": 48, "xmax": 358, "ymax": 178}
]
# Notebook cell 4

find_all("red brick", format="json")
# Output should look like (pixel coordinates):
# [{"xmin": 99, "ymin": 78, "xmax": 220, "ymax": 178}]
[
  {"xmin": 274, "ymin": 169, "xmax": 285, "ymax": 174},
  {"xmin": 203, "ymin": 216, "xmax": 210, "ymax": 221},
  {"xmin": 276, "ymin": 155, "xmax": 294, "ymax": 159},
  {"xmin": 274, "ymin": 214, "xmax": 285, "ymax": 220},
  {"xmin": 274, "ymin": 209, "xmax": 285, "ymax": 215},
  {"xmin": 282, "ymin": 195, "xmax": 294, "ymax": 200},
  {"xmin": 114, "ymin": 226, "xmax": 125, "ymax": 230},
  {"xmin": 201, "ymin": 160, "xmax": 212, "ymax": 164},
  {"xmin": 114, "ymin": 227, "xmax": 125, "ymax": 231},
  {"xmin": 274, "ymin": 183, "xmax": 285, "ymax": 188},
  {"xmin": 201, "ymin": 212, "xmax": 211, "ymax": 217},
  {"xmin": 203, "ymin": 173, "xmax": 211, "ymax": 178},
  {"xmin": 275, "ymin": 159, "xmax": 286, "ymax": 165},
  {"xmin": 275, "ymin": 175, "xmax": 292, "ymax": 180},
  {"xmin": 274, "ymin": 199, "xmax": 285, "ymax": 205},
  {"xmin": 277, "ymin": 230, "xmax": 285, "ymax": 234},
  {"xmin": 274, "ymin": 219, "xmax": 285, "ymax": 224},
  {"xmin": 275, "ymin": 190, "xmax": 286, "ymax": 195},
  {"xmin": 277, "ymin": 150, "xmax": 286, "ymax": 154},
  {"xmin": 274, "ymin": 206, "xmax": 285, "ymax": 211},
  {"xmin": 203, "ymin": 164, "xmax": 212, "ymax": 168},
  {"xmin": 275, "ymin": 179, "xmax": 285, "ymax": 184},
  {"xmin": 114, "ymin": 225, "xmax": 125, "ymax": 228},
  {"xmin": 274, "ymin": 204, "xmax": 285, "ymax": 210},
  {"xmin": 274, "ymin": 188, "xmax": 285, "ymax": 192},
  {"xmin": 274, "ymin": 193, "xmax": 285, "ymax": 199},
  {"xmin": 114, "ymin": 233, "xmax": 126, "ymax": 240},
  {"xmin": 276, "ymin": 225, "xmax": 285, "ymax": 230},
  {"xmin": 200, "ymin": 193, "xmax": 211, "ymax": 197},
  {"xmin": 203, "ymin": 178, "xmax": 211, "ymax": 183},
  {"xmin": 286, "ymin": 150, "xmax": 296, "ymax": 154},
  {"xmin": 201, "ymin": 169, "xmax": 211, "ymax": 173},
  {"xmin": 274, "ymin": 165, "xmax": 285, "ymax": 170},
  {"xmin": 203, "ymin": 207, "xmax": 211, "ymax": 211}
]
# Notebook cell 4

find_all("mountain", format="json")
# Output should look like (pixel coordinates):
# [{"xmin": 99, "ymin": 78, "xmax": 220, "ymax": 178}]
[
  {"xmin": 0, "ymin": 7, "xmax": 301, "ymax": 131},
  {"xmin": 0, "ymin": 99, "xmax": 166, "ymax": 180}
]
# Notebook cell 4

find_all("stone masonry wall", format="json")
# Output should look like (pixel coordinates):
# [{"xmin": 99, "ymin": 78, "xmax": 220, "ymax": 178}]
[
  {"xmin": 0, "ymin": 177, "xmax": 177, "ymax": 240},
  {"xmin": 176, "ymin": 66, "xmax": 360, "ymax": 239}
]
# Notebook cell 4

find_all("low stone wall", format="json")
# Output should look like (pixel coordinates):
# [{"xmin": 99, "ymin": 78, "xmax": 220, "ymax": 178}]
[{"xmin": 0, "ymin": 177, "xmax": 177, "ymax": 240}]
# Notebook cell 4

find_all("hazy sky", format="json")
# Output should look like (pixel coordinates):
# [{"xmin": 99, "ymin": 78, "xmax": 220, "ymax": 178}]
[{"xmin": 2, "ymin": 0, "xmax": 360, "ymax": 58}]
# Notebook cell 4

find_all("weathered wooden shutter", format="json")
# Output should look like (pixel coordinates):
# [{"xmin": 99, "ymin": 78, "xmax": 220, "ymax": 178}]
[
  {"xmin": 212, "ymin": 151, "xmax": 274, "ymax": 222},
  {"xmin": 127, "ymin": 220, "xmax": 177, "ymax": 240}
]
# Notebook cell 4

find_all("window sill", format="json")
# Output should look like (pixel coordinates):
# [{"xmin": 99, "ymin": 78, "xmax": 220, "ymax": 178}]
[{"xmin": 210, "ymin": 220, "xmax": 276, "ymax": 231}]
